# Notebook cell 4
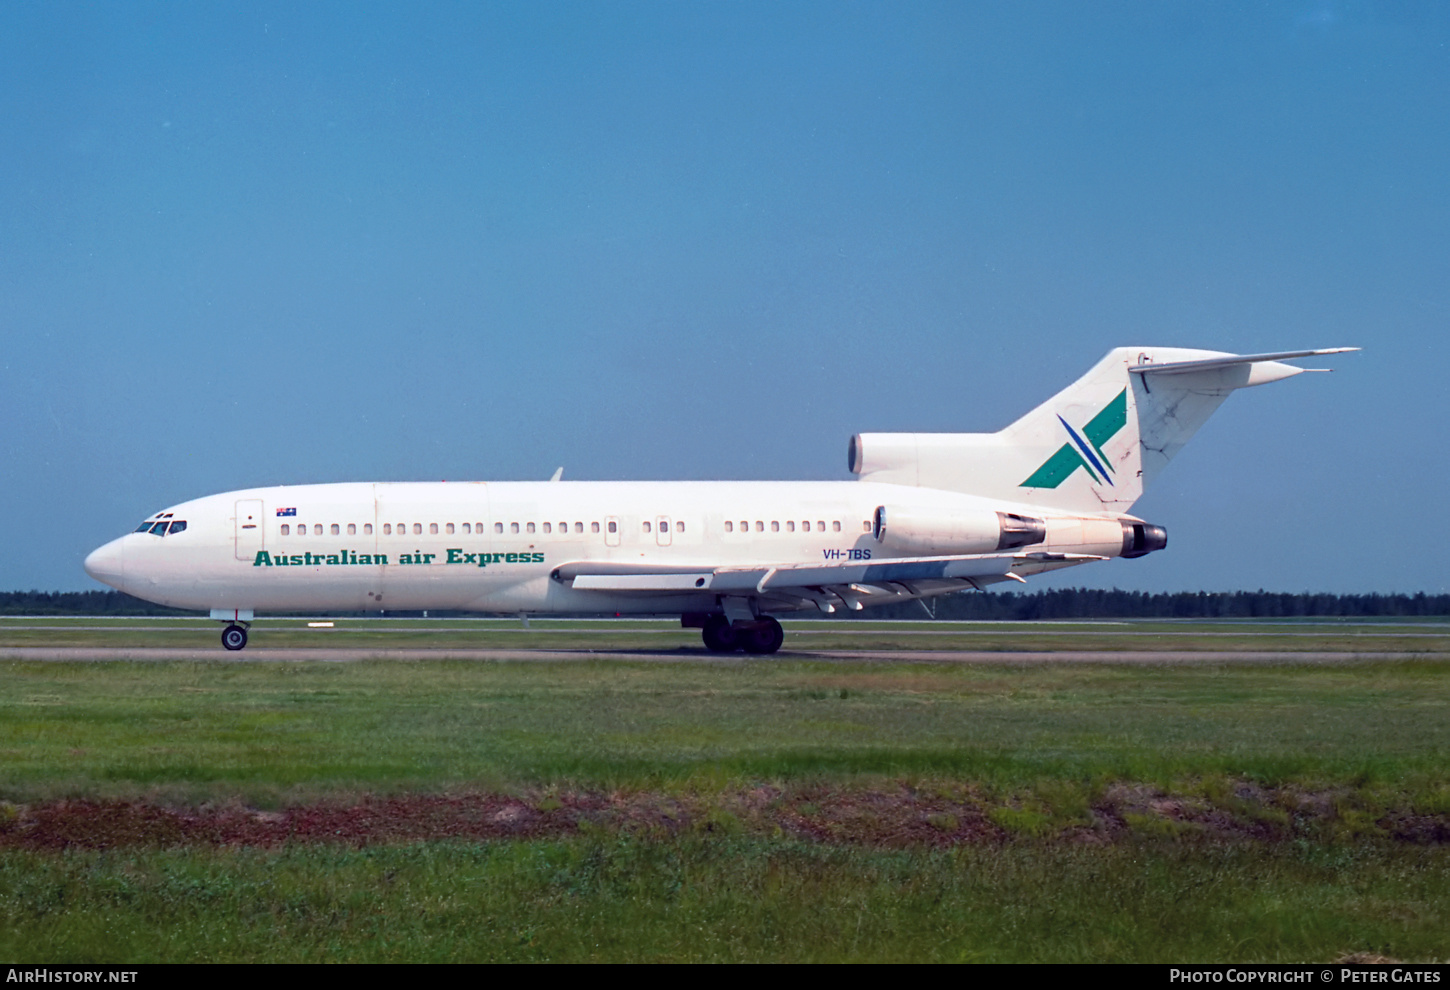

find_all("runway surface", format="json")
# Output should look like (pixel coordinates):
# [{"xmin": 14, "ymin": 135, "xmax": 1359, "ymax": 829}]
[{"xmin": 1, "ymin": 646, "xmax": 1438, "ymax": 664}]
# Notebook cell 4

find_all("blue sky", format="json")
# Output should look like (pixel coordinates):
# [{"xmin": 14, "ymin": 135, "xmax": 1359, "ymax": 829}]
[{"xmin": 2, "ymin": 1, "xmax": 1445, "ymax": 594}]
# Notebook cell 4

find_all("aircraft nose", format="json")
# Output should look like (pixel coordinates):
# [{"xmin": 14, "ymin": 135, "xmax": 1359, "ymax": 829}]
[{"xmin": 84, "ymin": 538, "xmax": 126, "ymax": 589}]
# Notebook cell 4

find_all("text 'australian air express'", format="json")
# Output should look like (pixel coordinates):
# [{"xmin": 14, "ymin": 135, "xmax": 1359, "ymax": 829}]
[{"xmin": 84, "ymin": 347, "xmax": 1356, "ymax": 653}]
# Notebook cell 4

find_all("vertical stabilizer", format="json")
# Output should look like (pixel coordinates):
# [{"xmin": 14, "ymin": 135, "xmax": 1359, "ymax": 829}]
[{"xmin": 849, "ymin": 347, "xmax": 1355, "ymax": 513}]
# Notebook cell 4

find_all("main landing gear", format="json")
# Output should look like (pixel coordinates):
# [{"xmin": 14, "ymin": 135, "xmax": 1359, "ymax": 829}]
[
  {"xmin": 221, "ymin": 624, "xmax": 249, "ymax": 651},
  {"xmin": 701, "ymin": 614, "xmax": 784, "ymax": 655}
]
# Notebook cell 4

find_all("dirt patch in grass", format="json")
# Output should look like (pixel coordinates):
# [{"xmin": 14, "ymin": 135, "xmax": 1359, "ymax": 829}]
[{"xmin": 1, "ymin": 782, "xmax": 1445, "ymax": 850}]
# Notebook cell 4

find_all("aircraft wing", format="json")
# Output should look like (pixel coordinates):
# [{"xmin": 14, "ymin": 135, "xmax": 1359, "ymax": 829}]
[{"xmin": 555, "ymin": 551, "xmax": 1105, "ymax": 613}]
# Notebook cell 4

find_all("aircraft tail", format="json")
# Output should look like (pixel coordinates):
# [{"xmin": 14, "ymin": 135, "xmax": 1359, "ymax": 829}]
[{"xmin": 849, "ymin": 347, "xmax": 1356, "ymax": 514}]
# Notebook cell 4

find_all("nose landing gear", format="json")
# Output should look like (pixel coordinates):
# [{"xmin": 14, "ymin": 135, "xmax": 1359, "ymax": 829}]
[{"xmin": 209, "ymin": 610, "xmax": 256, "ymax": 651}]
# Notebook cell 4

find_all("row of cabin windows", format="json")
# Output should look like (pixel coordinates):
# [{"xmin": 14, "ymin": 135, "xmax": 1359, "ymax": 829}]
[
  {"xmin": 724, "ymin": 520, "xmax": 857, "ymax": 534},
  {"xmin": 280, "ymin": 523, "xmax": 371, "ymax": 536},
  {"xmin": 277, "ymin": 521, "xmax": 613, "ymax": 537},
  {"xmin": 504, "ymin": 521, "xmax": 606, "ymax": 535},
  {"xmin": 274, "ymin": 518, "xmax": 869, "ymax": 538}
]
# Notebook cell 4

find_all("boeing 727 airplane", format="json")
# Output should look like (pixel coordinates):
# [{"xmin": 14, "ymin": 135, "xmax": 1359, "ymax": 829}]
[{"xmin": 84, "ymin": 346, "xmax": 1355, "ymax": 653}]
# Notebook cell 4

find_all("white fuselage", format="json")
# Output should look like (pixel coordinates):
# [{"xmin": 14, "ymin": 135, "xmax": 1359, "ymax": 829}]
[{"xmin": 84, "ymin": 480, "xmax": 1132, "ymax": 616}]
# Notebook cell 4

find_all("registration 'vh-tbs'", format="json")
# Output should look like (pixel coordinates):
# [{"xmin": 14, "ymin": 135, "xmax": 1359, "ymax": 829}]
[{"xmin": 85, "ymin": 347, "xmax": 1356, "ymax": 652}]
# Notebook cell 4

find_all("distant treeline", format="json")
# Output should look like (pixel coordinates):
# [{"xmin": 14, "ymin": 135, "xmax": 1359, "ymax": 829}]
[
  {"xmin": 4, "ymin": 588, "xmax": 1448, "ymax": 619},
  {"xmin": 864, "ymin": 588, "xmax": 1450, "ymax": 621},
  {"xmin": 0, "ymin": 591, "xmax": 195, "ymax": 616}
]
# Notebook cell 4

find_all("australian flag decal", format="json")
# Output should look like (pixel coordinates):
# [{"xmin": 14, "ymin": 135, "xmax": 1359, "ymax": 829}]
[{"xmin": 276, "ymin": 507, "xmax": 297, "ymax": 517}]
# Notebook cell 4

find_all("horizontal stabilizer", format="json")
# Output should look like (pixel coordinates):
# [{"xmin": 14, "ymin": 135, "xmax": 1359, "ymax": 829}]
[{"xmin": 1129, "ymin": 348, "xmax": 1358, "ymax": 375}]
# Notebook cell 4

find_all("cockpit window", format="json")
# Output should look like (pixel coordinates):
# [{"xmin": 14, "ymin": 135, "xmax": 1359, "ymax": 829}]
[{"xmin": 136, "ymin": 518, "xmax": 187, "ymax": 536}]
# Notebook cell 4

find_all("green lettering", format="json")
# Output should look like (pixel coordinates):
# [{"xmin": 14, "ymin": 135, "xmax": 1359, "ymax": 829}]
[
  {"xmin": 423, "ymin": 553, "xmax": 436, "ymax": 564},
  {"xmin": 326, "ymin": 555, "xmax": 340, "ymax": 565},
  {"xmin": 252, "ymin": 551, "xmax": 272, "ymax": 567},
  {"xmin": 358, "ymin": 554, "xmax": 372, "ymax": 565},
  {"xmin": 290, "ymin": 555, "xmax": 304, "ymax": 566},
  {"xmin": 400, "ymin": 554, "xmax": 413, "ymax": 564},
  {"xmin": 375, "ymin": 554, "xmax": 389, "ymax": 565},
  {"xmin": 446, "ymin": 548, "xmax": 463, "ymax": 564},
  {"xmin": 505, "ymin": 552, "xmax": 518, "ymax": 563}
]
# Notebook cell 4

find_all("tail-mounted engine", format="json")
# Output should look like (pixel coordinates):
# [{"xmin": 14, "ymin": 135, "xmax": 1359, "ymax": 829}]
[{"xmin": 872, "ymin": 505, "xmax": 1047, "ymax": 556}]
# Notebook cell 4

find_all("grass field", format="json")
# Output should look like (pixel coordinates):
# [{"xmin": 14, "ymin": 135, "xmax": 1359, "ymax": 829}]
[{"xmin": 1, "ymin": 618, "xmax": 1447, "ymax": 962}]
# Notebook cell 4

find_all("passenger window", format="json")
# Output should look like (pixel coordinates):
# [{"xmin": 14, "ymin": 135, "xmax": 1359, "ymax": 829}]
[
  {"xmin": 755, "ymin": 521, "xmax": 764, "ymax": 532},
  {"xmin": 446, "ymin": 523, "xmax": 455, "ymax": 535},
  {"xmin": 771, "ymin": 521, "xmax": 779, "ymax": 532},
  {"xmin": 725, "ymin": 521, "xmax": 733, "ymax": 533},
  {"xmin": 862, "ymin": 521, "xmax": 871, "ymax": 532},
  {"xmin": 463, "ymin": 523, "xmax": 471, "ymax": 534},
  {"xmin": 660, "ymin": 521, "xmax": 670, "ymax": 534},
  {"xmin": 314, "ymin": 525, "xmax": 324, "ymax": 536},
  {"xmin": 413, "ymin": 524, "xmax": 422, "ymax": 535},
  {"xmin": 575, "ymin": 522, "xmax": 583, "ymax": 534},
  {"xmin": 511, "ymin": 523, "xmax": 519, "ymax": 534},
  {"xmin": 430, "ymin": 523, "xmax": 439, "ymax": 535},
  {"xmin": 740, "ymin": 521, "xmax": 748, "ymax": 532},
  {"xmin": 347, "ymin": 523, "xmax": 356, "ymax": 535},
  {"xmin": 331, "ymin": 524, "xmax": 340, "ymax": 536},
  {"xmin": 559, "ymin": 522, "xmax": 567, "ymax": 533},
  {"xmin": 833, "ymin": 521, "xmax": 842, "ymax": 532},
  {"xmin": 786, "ymin": 521, "xmax": 794, "ymax": 532},
  {"xmin": 526, "ymin": 522, "xmax": 535, "ymax": 534},
  {"xmin": 280, "ymin": 524, "xmax": 290, "ymax": 536},
  {"xmin": 677, "ymin": 521, "xmax": 685, "ymax": 533},
  {"xmin": 607, "ymin": 521, "xmax": 616, "ymax": 534},
  {"xmin": 592, "ymin": 522, "xmax": 601, "ymax": 533},
  {"xmin": 643, "ymin": 521, "xmax": 651, "ymax": 533},
  {"xmin": 168, "ymin": 520, "xmax": 187, "ymax": 535},
  {"xmin": 297, "ymin": 525, "xmax": 307, "ymax": 537},
  {"xmin": 542, "ymin": 522, "xmax": 552, "ymax": 534},
  {"xmin": 364, "ymin": 524, "xmax": 373, "ymax": 535},
  {"xmin": 801, "ymin": 521, "xmax": 810, "ymax": 532},
  {"xmin": 383, "ymin": 524, "xmax": 391, "ymax": 535}
]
